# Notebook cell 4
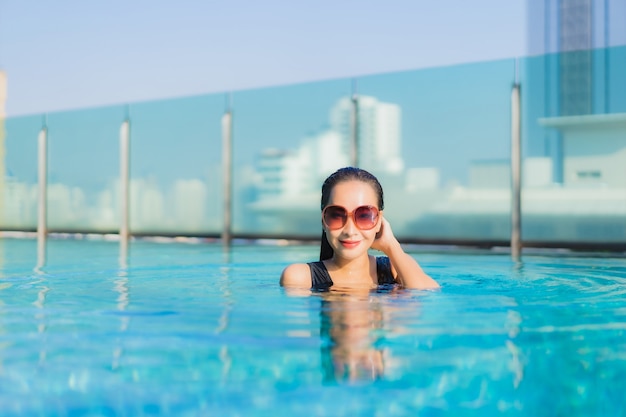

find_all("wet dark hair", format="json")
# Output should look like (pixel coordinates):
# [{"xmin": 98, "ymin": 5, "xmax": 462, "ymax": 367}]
[{"xmin": 319, "ymin": 167, "xmax": 384, "ymax": 261}]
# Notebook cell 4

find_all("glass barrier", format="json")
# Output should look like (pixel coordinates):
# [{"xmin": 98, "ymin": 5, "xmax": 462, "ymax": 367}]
[
  {"xmin": 356, "ymin": 59, "xmax": 517, "ymax": 242},
  {"xmin": 521, "ymin": 45, "xmax": 626, "ymax": 244},
  {"xmin": 2, "ymin": 47, "xmax": 624, "ymax": 247},
  {"xmin": 46, "ymin": 106, "xmax": 126, "ymax": 232},
  {"xmin": 129, "ymin": 94, "xmax": 224, "ymax": 235},
  {"xmin": 2, "ymin": 114, "xmax": 43, "ymax": 230},
  {"xmin": 232, "ymin": 80, "xmax": 352, "ymax": 237}
]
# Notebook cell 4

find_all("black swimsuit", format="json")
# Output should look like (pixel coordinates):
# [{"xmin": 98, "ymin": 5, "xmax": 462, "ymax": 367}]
[{"xmin": 308, "ymin": 256, "xmax": 396, "ymax": 291}]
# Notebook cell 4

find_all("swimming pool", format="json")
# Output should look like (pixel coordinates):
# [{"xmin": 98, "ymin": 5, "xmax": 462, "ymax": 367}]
[{"xmin": 0, "ymin": 237, "xmax": 625, "ymax": 416}]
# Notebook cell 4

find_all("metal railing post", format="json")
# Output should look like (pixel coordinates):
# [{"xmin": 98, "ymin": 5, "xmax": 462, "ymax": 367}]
[
  {"xmin": 36, "ymin": 120, "xmax": 48, "ymax": 270},
  {"xmin": 119, "ymin": 117, "xmax": 130, "ymax": 267},
  {"xmin": 350, "ymin": 78, "xmax": 359, "ymax": 167},
  {"xmin": 511, "ymin": 80, "xmax": 522, "ymax": 260},
  {"xmin": 0, "ymin": 72, "xmax": 5, "ymax": 228},
  {"xmin": 221, "ymin": 94, "xmax": 233, "ymax": 247}
]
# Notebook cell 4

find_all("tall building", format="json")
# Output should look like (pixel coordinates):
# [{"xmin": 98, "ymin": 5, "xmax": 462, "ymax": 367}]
[
  {"xmin": 528, "ymin": 0, "xmax": 626, "ymax": 116},
  {"xmin": 330, "ymin": 95, "xmax": 404, "ymax": 174},
  {"xmin": 255, "ymin": 130, "xmax": 347, "ymax": 202},
  {"xmin": 526, "ymin": 0, "xmax": 626, "ymax": 183},
  {"xmin": 255, "ymin": 95, "xmax": 403, "ymax": 203},
  {"xmin": 528, "ymin": 0, "xmax": 626, "ymax": 56},
  {"xmin": 256, "ymin": 148, "xmax": 299, "ymax": 201}
]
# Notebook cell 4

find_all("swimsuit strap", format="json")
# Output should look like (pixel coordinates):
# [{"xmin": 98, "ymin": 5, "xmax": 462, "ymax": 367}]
[
  {"xmin": 308, "ymin": 256, "xmax": 395, "ymax": 291},
  {"xmin": 308, "ymin": 261, "xmax": 333, "ymax": 291},
  {"xmin": 376, "ymin": 256, "xmax": 396, "ymax": 285}
]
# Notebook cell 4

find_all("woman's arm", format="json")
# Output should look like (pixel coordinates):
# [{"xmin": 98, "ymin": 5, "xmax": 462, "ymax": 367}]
[{"xmin": 370, "ymin": 217, "xmax": 439, "ymax": 290}]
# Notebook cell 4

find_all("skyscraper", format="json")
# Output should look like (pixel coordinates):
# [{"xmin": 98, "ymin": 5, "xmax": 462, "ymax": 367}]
[
  {"xmin": 526, "ymin": 0, "xmax": 626, "ymax": 182},
  {"xmin": 528, "ymin": 0, "xmax": 626, "ymax": 54},
  {"xmin": 527, "ymin": 0, "xmax": 626, "ymax": 116}
]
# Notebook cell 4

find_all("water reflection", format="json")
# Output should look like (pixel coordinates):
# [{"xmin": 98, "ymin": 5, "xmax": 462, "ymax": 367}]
[
  {"xmin": 508, "ymin": 261, "xmax": 525, "ymax": 388},
  {"xmin": 216, "ymin": 262, "xmax": 234, "ymax": 382},
  {"xmin": 0, "ymin": 242, "xmax": 12, "ymax": 369},
  {"xmin": 119, "ymin": 237, "xmax": 128, "ymax": 270},
  {"xmin": 32, "ymin": 269, "xmax": 49, "ymax": 366},
  {"xmin": 319, "ymin": 290, "xmax": 388, "ymax": 384},
  {"xmin": 112, "ymin": 254, "xmax": 130, "ymax": 370},
  {"xmin": 35, "ymin": 234, "xmax": 46, "ymax": 273}
]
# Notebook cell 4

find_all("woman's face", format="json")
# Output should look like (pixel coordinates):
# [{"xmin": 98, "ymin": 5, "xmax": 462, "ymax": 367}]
[{"xmin": 323, "ymin": 180, "xmax": 382, "ymax": 261}]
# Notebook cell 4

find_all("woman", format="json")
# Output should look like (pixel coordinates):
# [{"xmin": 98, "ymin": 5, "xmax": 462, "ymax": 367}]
[{"xmin": 280, "ymin": 167, "xmax": 439, "ymax": 291}]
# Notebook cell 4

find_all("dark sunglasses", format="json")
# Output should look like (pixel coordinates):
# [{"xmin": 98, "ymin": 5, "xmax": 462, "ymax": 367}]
[{"xmin": 322, "ymin": 205, "xmax": 380, "ymax": 230}]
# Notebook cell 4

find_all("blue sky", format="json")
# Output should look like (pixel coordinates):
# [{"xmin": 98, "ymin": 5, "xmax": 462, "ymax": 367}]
[{"xmin": 0, "ymin": 0, "xmax": 527, "ymax": 116}]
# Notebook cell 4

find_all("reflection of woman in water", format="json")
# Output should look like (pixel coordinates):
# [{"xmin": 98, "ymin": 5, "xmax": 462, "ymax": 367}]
[
  {"xmin": 319, "ymin": 292, "xmax": 386, "ymax": 383},
  {"xmin": 280, "ymin": 166, "xmax": 439, "ymax": 291}
]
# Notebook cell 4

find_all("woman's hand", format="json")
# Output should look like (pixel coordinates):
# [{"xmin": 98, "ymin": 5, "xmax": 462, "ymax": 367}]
[
  {"xmin": 370, "ymin": 216, "xmax": 440, "ymax": 290},
  {"xmin": 370, "ymin": 216, "xmax": 397, "ymax": 255}
]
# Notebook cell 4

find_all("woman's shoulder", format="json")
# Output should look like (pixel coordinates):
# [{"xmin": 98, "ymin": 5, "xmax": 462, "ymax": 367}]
[{"xmin": 280, "ymin": 263, "xmax": 312, "ymax": 288}]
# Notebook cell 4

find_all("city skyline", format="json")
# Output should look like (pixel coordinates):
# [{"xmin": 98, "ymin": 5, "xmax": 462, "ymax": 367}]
[{"xmin": 2, "ymin": 145, "xmax": 623, "ymax": 242}]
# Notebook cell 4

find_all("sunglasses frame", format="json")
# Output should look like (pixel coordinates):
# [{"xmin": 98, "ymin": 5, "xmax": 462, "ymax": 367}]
[{"xmin": 322, "ymin": 205, "xmax": 380, "ymax": 231}]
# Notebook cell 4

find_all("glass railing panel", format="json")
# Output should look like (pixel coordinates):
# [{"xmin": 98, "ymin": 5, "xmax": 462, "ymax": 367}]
[
  {"xmin": 129, "ymin": 94, "xmax": 224, "ymax": 236},
  {"xmin": 232, "ymin": 80, "xmax": 352, "ymax": 237},
  {"xmin": 46, "ymin": 106, "xmax": 126, "ymax": 232},
  {"xmin": 356, "ymin": 59, "xmax": 517, "ymax": 242},
  {"xmin": 2, "ymin": 114, "xmax": 42, "ymax": 230},
  {"xmin": 4, "ymin": 47, "xmax": 622, "ymax": 247},
  {"xmin": 520, "ymin": 45, "xmax": 626, "ymax": 244},
  {"xmin": 605, "ymin": 45, "xmax": 626, "ymax": 113}
]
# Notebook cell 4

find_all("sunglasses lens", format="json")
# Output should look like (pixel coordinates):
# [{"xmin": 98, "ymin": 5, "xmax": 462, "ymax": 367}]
[
  {"xmin": 355, "ymin": 206, "xmax": 378, "ymax": 230},
  {"xmin": 323, "ymin": 205, "xmax": 379, "ymax": 230},
  {"xmin": 323, "ymin": 206, "xmax": 348, "ymax": 229}
]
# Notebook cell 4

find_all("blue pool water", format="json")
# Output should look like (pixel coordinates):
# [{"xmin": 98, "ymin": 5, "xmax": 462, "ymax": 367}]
[{"xmin": 0, "ymin": 237, "xmax": 625, "ymax": 416}]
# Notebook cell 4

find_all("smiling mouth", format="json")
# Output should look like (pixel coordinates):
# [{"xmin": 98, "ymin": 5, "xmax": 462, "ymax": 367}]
[{"xmin": 340, "ymin": 240, "xmax": 360, "ymax": 248}]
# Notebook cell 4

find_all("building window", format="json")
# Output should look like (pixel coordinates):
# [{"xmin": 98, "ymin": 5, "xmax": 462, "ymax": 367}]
[{"xmin": 576, "ymin": 170, "xmax": 601, "ymax": 179}]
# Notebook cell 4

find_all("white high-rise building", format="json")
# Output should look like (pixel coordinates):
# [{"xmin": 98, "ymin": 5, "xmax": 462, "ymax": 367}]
[
  {"xmin": 330, "ymin": 95, "xmax": 404, "ymax": 174},
  {"xmin": 256, "ymin": 130, "xmax": 348, "ymax": 202},
  {"xmin": 256, "ymin": 149, "xmax": 303, "ymax": 201},
  {"xmin": 255, "ymin": 95, "xmax": 403, "ymax": 203}
]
